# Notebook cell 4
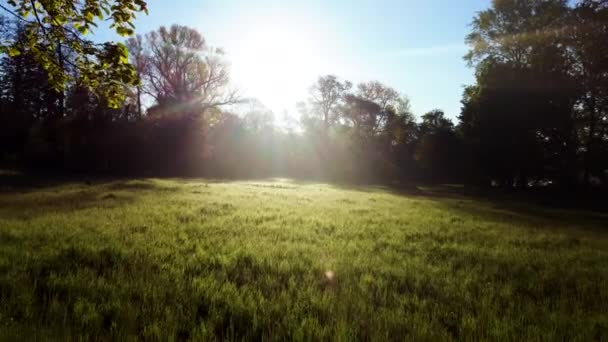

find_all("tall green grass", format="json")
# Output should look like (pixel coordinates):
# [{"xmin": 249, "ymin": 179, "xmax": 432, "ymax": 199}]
[{"xmin": 0, "ymin": 179, "xmax": 606, "ymax": 340}]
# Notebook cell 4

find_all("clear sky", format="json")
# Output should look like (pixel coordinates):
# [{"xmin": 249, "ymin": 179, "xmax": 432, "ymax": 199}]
[{"xmin": 3, "ymin": 0, "xmax": 492, "ymax": 120}]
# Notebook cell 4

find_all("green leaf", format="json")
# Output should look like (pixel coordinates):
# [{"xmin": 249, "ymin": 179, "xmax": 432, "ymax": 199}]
[
  {"xmin": 116, "ymin": 27, "xmax": 129, "ymax": 36},
  {"xmin": 2, "ymin": 0, "xmax": 148, "ymax": 109},
  {"xmin": 8, "ymin": 48, "xmax": 21, "ymax": 57},
  {"xmin": 77, "ymin": 26, "xmax": 89, "ymax": 35}
]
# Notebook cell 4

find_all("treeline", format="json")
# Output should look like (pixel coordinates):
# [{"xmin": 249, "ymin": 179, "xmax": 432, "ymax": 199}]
[
  {"xmin": 0, "ymin": 20, "xmax": 458, "ymax": 182},
  {"xmin": 461, "ymin": 0, "xmax": 608, "ymax": 188},
  {"xmin": 0, "ymin": 0, "xmax": 607, "ymax": 189}
]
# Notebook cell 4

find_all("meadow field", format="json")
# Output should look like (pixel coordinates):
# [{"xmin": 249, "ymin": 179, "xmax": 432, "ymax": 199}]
[{"xmin": 0, "ymin": 178, "xmax": 607, "ymax": 340}]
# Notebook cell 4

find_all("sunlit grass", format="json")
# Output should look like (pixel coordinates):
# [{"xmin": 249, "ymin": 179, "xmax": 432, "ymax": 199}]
[{"xmin": 0, "ymin": 179, "xmax": 607, "ymax": 340}]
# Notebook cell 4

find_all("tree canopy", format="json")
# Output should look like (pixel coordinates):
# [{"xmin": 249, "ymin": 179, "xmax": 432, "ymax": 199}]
[
  {"xmin": 0, "ymin": 0, "xmax": 148, "ymax": 107},
  {"xmin": 0, "ymin": 0, "xmax": 607, "ymax": 190},
  {"xmin": 461, "ymin": 0, "xmax": 608, "ymax": 187}
]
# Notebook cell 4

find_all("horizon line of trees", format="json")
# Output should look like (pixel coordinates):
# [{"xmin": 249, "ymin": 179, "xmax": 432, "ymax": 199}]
[{"xmin": 1, "ymin": 0, "xmax": 607, "ymax": 190}]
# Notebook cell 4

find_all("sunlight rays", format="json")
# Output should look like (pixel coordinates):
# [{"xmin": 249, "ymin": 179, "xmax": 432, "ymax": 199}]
[{"xmin": 230, "ymin": 26, "xmax": 327, "ymax": 112}]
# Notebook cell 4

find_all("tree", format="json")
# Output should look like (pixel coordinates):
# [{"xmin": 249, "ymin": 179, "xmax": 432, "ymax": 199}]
[
  {"xmin": 420, "ymin": 109, "xmax": 454, "ymax": 135},
  {"xmin": 415, "ymin": 110, "xmax": 462, "ymax": 182},
  {"xmin": 465, "ymin": 0, "xmax": 570, "ymax": 67},
  {"xmin": 0, "ymin": 18, "xmax": 65, "ymax": 161},
  {"xmin": 0, "ymin": 0, "xmax": 148, "ymax": 107},
  {"xmin": 376, "ymin": 98, "xmax": 415, "ymax": 146},
  {"xmin": 307, "ymin": 75, "xmax": 352, "ymax": 132},
  {"xmin": 341, "ymin": 94, "xmax": 383, "ymax": 139},
  {"xmin": 133, "ymin": 25, "xmax": 238, "ymax": 117},
  {"xmin": 569, "ymin": 0, "xmax": 608, "ymax": 185},
  {"xmin": 354, "ymin": 81, "xmax": 404, "ymax": 140},
  {"xmin": 356, "ymin": 81, "xmax": 399, "ymax": 109},
  {"xmin": 126, "ymin": 34, "xmax": 148, "ymax": 119},
  {"xmin": 461, "ymin": 0, "xmax": 580, "ymax": 187},
  {"xmin": 242, "ymin": 99, "xmax": 274, "ymax": 133}
]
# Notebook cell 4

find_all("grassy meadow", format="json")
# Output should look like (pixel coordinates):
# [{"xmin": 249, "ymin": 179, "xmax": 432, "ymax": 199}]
[{"xmin": 0, "ymin": 178, "xmax": 607, "ymax": 340}]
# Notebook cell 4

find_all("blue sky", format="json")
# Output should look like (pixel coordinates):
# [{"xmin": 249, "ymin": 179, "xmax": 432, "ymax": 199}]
[{"xmin": 3, "ymin": 0, "xmax": 491, "ymax": 120}]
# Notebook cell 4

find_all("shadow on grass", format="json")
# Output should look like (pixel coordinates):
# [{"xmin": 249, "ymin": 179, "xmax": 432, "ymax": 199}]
[
  {"xmin": 0, "ymin": 172, "xmax": 180, "ymax": 192},
  {"xmin": 419, "ymin": 185, "xmax": 608, "ymax": 230},
  {"xmin": 2, "ymin": 173, "xmax": 606, "ymax": 230},
  {"xmin": 1, "ymin": 173, "xmax": 182, "ymax": 193},
  {"xmin": 436, "ymin": 197, "xmax": 608, "ymax": 232},
  {"xmin": 0, "ymin": 173, "xmax": 76, "ymax": 193},
  {"xmin": 0, "ymin": 176, "xmax": 181, "ymax": 219},
  {"xmin": 0, "ymin": 190, "xmax": 138, "ymax": 219},
  {"xmin": 327, "ymin": 182, "xmax": 608, "ymax": 231}
]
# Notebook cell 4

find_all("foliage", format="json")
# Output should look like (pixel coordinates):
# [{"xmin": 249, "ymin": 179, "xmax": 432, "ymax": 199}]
[
  {"xmin": 1, "ymin": 0, "xmax": 607, "ymax": 188},
  {"xmin": 305, "ymin": 75, "xmax": 352, "ymax": 130},
  {"xmin": 127, "ymin": 25, "xmax": 238, "ymax": 118},
  {"xmin": 461, "ymin": 0, "xmax": 608, "ymax": 187},
  {"xmin": 0, "ymin": 0, "xmax": 148, "ymax": 107}
]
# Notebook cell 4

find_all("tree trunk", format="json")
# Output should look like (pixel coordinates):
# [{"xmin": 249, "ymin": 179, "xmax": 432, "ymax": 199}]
[
  {"xmin": 56, "ymin": 43, "xmax": 65, "ymax": 118},
  {"xmin": 584, "ymin": 93, "xmax": 597, "ymax": 188},
  {"xmin": 137, "ymin": 85, "xmax": 142, "ymax": 119}
]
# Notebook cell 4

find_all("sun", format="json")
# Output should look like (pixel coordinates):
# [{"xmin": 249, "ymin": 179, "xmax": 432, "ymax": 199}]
[{"xmin": 230, "ymin": 25, "xmax": 326, "ymax": 113}]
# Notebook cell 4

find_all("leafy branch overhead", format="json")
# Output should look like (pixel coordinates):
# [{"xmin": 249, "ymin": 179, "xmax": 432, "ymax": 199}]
[{"xmin": 0, "ymin": 0, "xmax": 148, "ymax": 107}]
